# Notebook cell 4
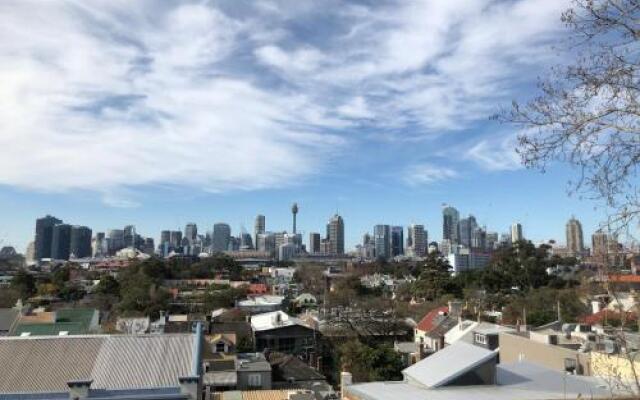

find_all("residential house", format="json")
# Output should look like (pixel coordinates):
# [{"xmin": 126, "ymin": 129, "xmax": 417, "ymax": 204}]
[{"xmin": 251, "ymin": 311, "xmax": 316, "ymax": 357}]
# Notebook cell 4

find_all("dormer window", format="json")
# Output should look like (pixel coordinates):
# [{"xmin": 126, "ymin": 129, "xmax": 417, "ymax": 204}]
[{"xmin": 474, "ymin": 333, "xmax": 487, "ymax": 345}]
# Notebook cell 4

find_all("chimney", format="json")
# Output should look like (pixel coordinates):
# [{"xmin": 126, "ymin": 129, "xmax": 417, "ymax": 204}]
[
  {"xmin": 340, "ymin": 371, "xmax": 353, "ymax": 400},
  {"xmin": 178, "ymin": 376, "xmax": 200, "ymax": 400},
  {"xmin": 591, "ymin": 300, "xmax": 602, "ymax": 314},
  {"xmin": 67, "ymin": 380, "xmax": 92, "ymax": 400}
]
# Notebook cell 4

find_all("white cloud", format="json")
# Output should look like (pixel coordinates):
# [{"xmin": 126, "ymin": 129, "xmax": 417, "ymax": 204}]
[
  {"xmin": 0, "ymin": 0, "xmax": 569, "ymax": 204},
  {"xmin": 466, "ymin": 134, "xmax": 522, "ymax": 171},
  {"xmin": 403, "ymin": 164, "xmax": 459, "ymax": 186}
]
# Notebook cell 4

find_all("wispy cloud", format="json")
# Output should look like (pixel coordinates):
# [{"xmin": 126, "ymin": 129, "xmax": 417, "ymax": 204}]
[
  {"xmin": 0, "ymin": 0, "xmax": 568, "ymax": 205},
  {"xmin": 466, "ymin": 134, "xmax": 522, "ymax": 171},
  {"xmin": 403, "ymin": 164, "xmax": 459, "ymax": 186}
]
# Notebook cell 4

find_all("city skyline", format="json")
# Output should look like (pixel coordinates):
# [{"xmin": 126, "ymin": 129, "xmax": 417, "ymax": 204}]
[{"xmin": 0, "ymin": 1, "xmax": 627, "ymax": 252}]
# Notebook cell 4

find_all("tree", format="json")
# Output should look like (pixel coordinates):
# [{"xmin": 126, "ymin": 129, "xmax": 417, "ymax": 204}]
[
  {"xmin": 95, "ymin": 275, "xmax": 120, "ymax": 297},
  {"xmin": 10, "ymin": 269, "xmax": 36, "ymax": 300},
  {"xmin": 339, "ymin": 340, "xmax": 404, "ymax": 382},
  {"xmin": 497, "ymin": 0, "xmax": 640, "ymax": 232},
  {"xmin": 412, "ymin": 253, "xmax": 460, "ymax": 301}
]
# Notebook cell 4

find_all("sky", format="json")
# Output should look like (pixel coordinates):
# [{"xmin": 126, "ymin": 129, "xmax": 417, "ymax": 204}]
[{"xmin": 0, "ymin": 0, "xmax": 617, "ymax": 252}]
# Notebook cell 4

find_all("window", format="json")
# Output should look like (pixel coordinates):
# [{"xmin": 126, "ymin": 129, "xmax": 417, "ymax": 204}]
[
  {"xmin": 474, "ymin": 333, "xmax": 487, "ymax": 345},
  {"xmin": 248, "ymin": 373, "xmax": 262, "ymax": 387},
  {"xmin": 215, "ymin": 342, "xmax": 226, "ymax": 353}
]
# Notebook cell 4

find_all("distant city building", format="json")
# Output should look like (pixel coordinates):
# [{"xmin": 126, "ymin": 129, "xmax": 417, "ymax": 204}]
[
  {"xmin": 184, "ymin": 223, "xmax": 197, "ymax": 244},
  {"xmin": 327, "ymin": 214, "xmax": 345, "ymax": 255},
  {"xmin": 240, "ymin": 232, "xmax": 253, "ymax": 250},
  {"xmin": 160, "ymin": 230, "xmax": 171, "ymax": 246},
  {"xmin": 51, "ymin": 223, "xmax": 72, "ymax": 260},
  {"xmin": 34, "ymin": 215, "xmax": 62, "ymax": 260},
  {"xmin": 592, "ymin": 230, "xmax": 609, "ymax": 256},
  {"xmin": 169, "ymin": 230, "xmax": 182, "ymax": 248},
  {"xmin": 123, "ymin": 225, "xmax": 136, "ymax": 248},
  {"xmin": 108, "ymin": 229, "xmax": 125, "ymax": 254},
  {"xmin": 428, "ymin": 241, "xmax": 438, "ymax": 254},
  {"xmin": 511, "ymin": 223, "xmax": 523, "ymax": 243},
  {"xmin": 442, "ymin": 206, "xmax": 460, "ymax": 244},
  {"xmin": 70, "ymin": 225, "xmax": 92, "ymax": 259},
  {"xmin": 213, "ymin": 223, "xmax": 231, "ymax": 252},
  {"xmin": 309, "ymin": 232, "xmax": 321, "ymax": 254},
  {"xmin": 458, "ymin": 215, "xmax": 477, "ymax": 248},
  {"xmin": 278, "ymin": 243, "xmax": 297, "ymax": 261},
  {"xmin": 25, "ymin": 241, "xmax": 35, "ymax": 263},
  {"xmin": 257, "ymin": 232, "xmax": 276, "ymax": 254},
  {"xmin": 486, "ymin": 232, "xmax": 499, "ymax": 249},
  {"xmin": 471, "ymin": 226, "xmax": 487, "ymax": 250},
  {"xmin": 374, "ymin": 224, "xmax": 391, "ymax": 259},
  {"xmin": 566, "ymin": 217, "xmax": 585, "ymax": 256},
  {"xmin": 407, "ymin": 224, "xmax": 426, "ymax": 257},
  {"xmin": 391, "ymin": 226, "xmax": 404, "ymax": 257},
  {"xmin": 291, "ymin": 203, "xmax": 299, "ymax": 234},
  {"xmin": 254, "ymin": 214, "xmax": 265, "ymax": 250}
]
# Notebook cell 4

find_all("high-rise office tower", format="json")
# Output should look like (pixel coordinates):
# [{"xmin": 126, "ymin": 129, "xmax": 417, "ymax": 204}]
[
  {"xmin": 471, "ymin": 227, "xmax": 487, "ymax": 250},
  {"xmin": 566, "ymin": 217, "xmax": 585, "ymax": 256},
  {"xmin": 34, "ymin": 215, "xmax": 62, "ymax": 260},
  {"xmin": 70, "ymin": 225, "xmax": 92, "ymax": 258},
  {"xmin": 108, "ymin": 229, "xmax": 125, "ymax": 254},
  {"xmin": 486, "ymin": 232, "xmax": 499, "ymax": 249},
  {"xmin": 143, "ymin": 238, "xmax": 155, "ymax": 255},
  {"xmin": 511, "ymin": 223, "xmax": 523, "ymax": 243},
  {"xmin": 374, "ymin": 224, "xmax": 391, "ymax": 259},
  {"xmin": 51, "ymin": 223, "xmax": 72, "ymax": 260},
  {"xmin": 328, "ymin": 214, "xmax": 345, "ymax": 255},
  {"xmin": 123, "ymin": 225, "xmax": 136, "ymax": 248},
  {"xmin": 291, "ymin": 203, "xmax": 299, "ymax": 234},
  {"xmin": 185, "ymin": 223, "xmax": 198, "ymax": 244},
  {"xmin": 458, "ymin": 215, "xmax": 477, "ymax": 248},
  {"xmin": 170, "ymin": 231, "xmax": 182, "ymax": 247},
  {"xmin": 442, "ymin": 206, "xmax": 460, "ymax": 244},
  {"xmin": 407, "ymin": 224, "xmax": 426, "ymax": 257},
  {"xmin": 240, "ymin": 232, "xmax": 253, "ymax": 250},
  {"xmin": 391, "ymin": 226, "xmax": 404, "ymax": 257},
  {"xmin": 160, "ymin": 230, "xmax": 171, "ymax": 246},
  {"xmin": 254, "ymin": 215, "xmax": 265, "ymax": 249},
  {"xmin": 592, "ymin": 230, "xmax": 609, "ymax": 256},
  {"xmin": 309, "ymin": 232, "xmax": 321, "ymax": 254},
  {"xmin": 213, "ymin": 223, "xmax": 231, "ymax": 252},
  {"xmin": 257, "ymin": 232, "xmax": 276, "ymax": 254},
  {"xmin": 363, "ymin": 233, "xmax": 372, "ymax": 246}
]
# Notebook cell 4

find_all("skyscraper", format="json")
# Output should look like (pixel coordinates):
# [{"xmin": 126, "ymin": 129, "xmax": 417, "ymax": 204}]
[
  {"xmin": 458, "ymin": 215, "xmax": 477, "ymax": 248},
  {"xmin": 391, "ymin": 226, "xmax": 404, "ymax": 257},
  {"xmin": 70, "ymin": 225, "xmax": 92, "ymax": 259},
  {"xmin": 292, "ymin": 203, "xmax": 299, "ymax": 234},
  {"xmin": 213, "ymin": 223, "xmax": 231, "ymax": 252},
  {"xmin": 374, "ymin": 224, "xmax": 391, "ymax": 259},
  {"xmin": 442, "ymin": 206, "xmax": 460, "ymax": 244},
  {"xmin": 309, "ymin": 232, "xmax": 321, "ymax": 254},
  {"xmin": 254, "ymin": 215, "xmax": 265, "ymax": 249},
  {"xmin": 592, "ymin": 230, "xmax": 608, "ymax": 256},
  {"xmin": 108, "ymin": 229, "xmax": 125, "ymax": 254},
  {"xmin": 170, "ymin": 231, "xmax": 182, "ymax": 248},
  {"xmin": 123, "ymin": 225, "xmax": 136, "ymax": 248},
  {"xmin": 407, "ymin": 224, "xmax": 426, "ymax": 257},
  {"xmin": 185, "ymin": 223, "xmax": 198, "ymax": 244},
  {"xmin": 160, "ymin": 230, "xmax": 171, "ymax": 246},
  {"xmin": 566, "ymin": 217, "xmax": 584, "ymax": 256},
  {"xmin": 51, "ymin": 223, "xmax": 72, "ymax": 260},
  {"xmin": 34, "ymin": 215, "xmax": 62, "ymax": 260},
  {"xmin": 511, "ymin": 223, "xmax": 523, "ymax": 243},
  {"xmin": 328, "ymin": 214, "xmax": 345, "ymax": 255}
]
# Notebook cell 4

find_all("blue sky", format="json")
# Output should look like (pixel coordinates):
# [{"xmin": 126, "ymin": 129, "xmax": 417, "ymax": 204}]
[{"xmin": 0, "ymin": 0, "xmax": 614, "ymax": 251}]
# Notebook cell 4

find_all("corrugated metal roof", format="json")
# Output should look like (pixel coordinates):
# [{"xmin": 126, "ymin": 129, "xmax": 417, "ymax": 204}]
[
  {"xmin": 0, "ymin": 333, "xmax": 194, "ymax": 394},
  {"xmin": 402, "ymin": 341, "xmax": 496, "ymax": 388}
]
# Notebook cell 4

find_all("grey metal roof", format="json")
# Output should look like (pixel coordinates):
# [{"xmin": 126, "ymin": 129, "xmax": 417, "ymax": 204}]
[
  {"xmin": 0, "ymin": 334, "xmax": 195, "ymax": 394},
  {"xmin": 402, "ymin": 341, "xmax": 496, "ymax": 388},
  {"xmin": 0, "ymin": 309, "xmax": 19, "ymax": 334},
  {"xmin": 346, "ymin": 361, "xmax": 616, "ymax": 400}
]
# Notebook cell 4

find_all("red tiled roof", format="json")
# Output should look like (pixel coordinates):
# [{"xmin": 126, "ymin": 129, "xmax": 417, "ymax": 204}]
[
  {"xmin": 580, "ymin": 309, "xmax": 637, "ymax": 325},
  {"xmin": 248, "ymin": 283, "xmax": 268, "ymax": 294},
  {"xmin": 608, "ymin": 275, "xmax": 640, "ymax": 283},
  {"xmin": 416, "ymin": 306, "xmax": 449, "ymax": 332}
]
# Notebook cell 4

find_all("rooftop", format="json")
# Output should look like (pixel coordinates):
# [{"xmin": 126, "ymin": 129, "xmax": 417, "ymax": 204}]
[
  {"xmin": 0, "ymin": 333, "xmax": 196, "ymax": 394},
  {"xmin": 250, "ymin": 311, "xmax": 309, "ymax": 332}
]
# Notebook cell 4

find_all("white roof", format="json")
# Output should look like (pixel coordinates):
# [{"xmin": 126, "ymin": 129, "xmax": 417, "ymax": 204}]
[
  {"xmin": 347, "ymin": 362, "xmax": 614, "ymax": 400},
  {"xmin": 444, "ymin": 320, "xmax": 478, "ymax": 344},
  {"xmin": 402, "ymin": 341, "xmax": 496, "ymax": 388},
  {"xmin": 238, "ymin": 295, "xmax": 284, "ymax": 307},
  {"xmin": 250, "ymin": 311, "xmax": 307, "ymax": 332}
]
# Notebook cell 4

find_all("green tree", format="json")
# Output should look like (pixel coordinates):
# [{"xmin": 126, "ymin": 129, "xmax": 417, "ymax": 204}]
[
  {"xmin": 95, "ymin": 275, "xmax": 120, "ymax": 297},
  {"xmin": 10, "ymin": 269, "xmax": 36, "ymax": 300},
  {"xmin": 339, "ymin": 340, "xmax": 404, "ymax": 382},
  {"xmin": 412, "ymin": 253, "xmax": 460, "ymax": 301}
]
